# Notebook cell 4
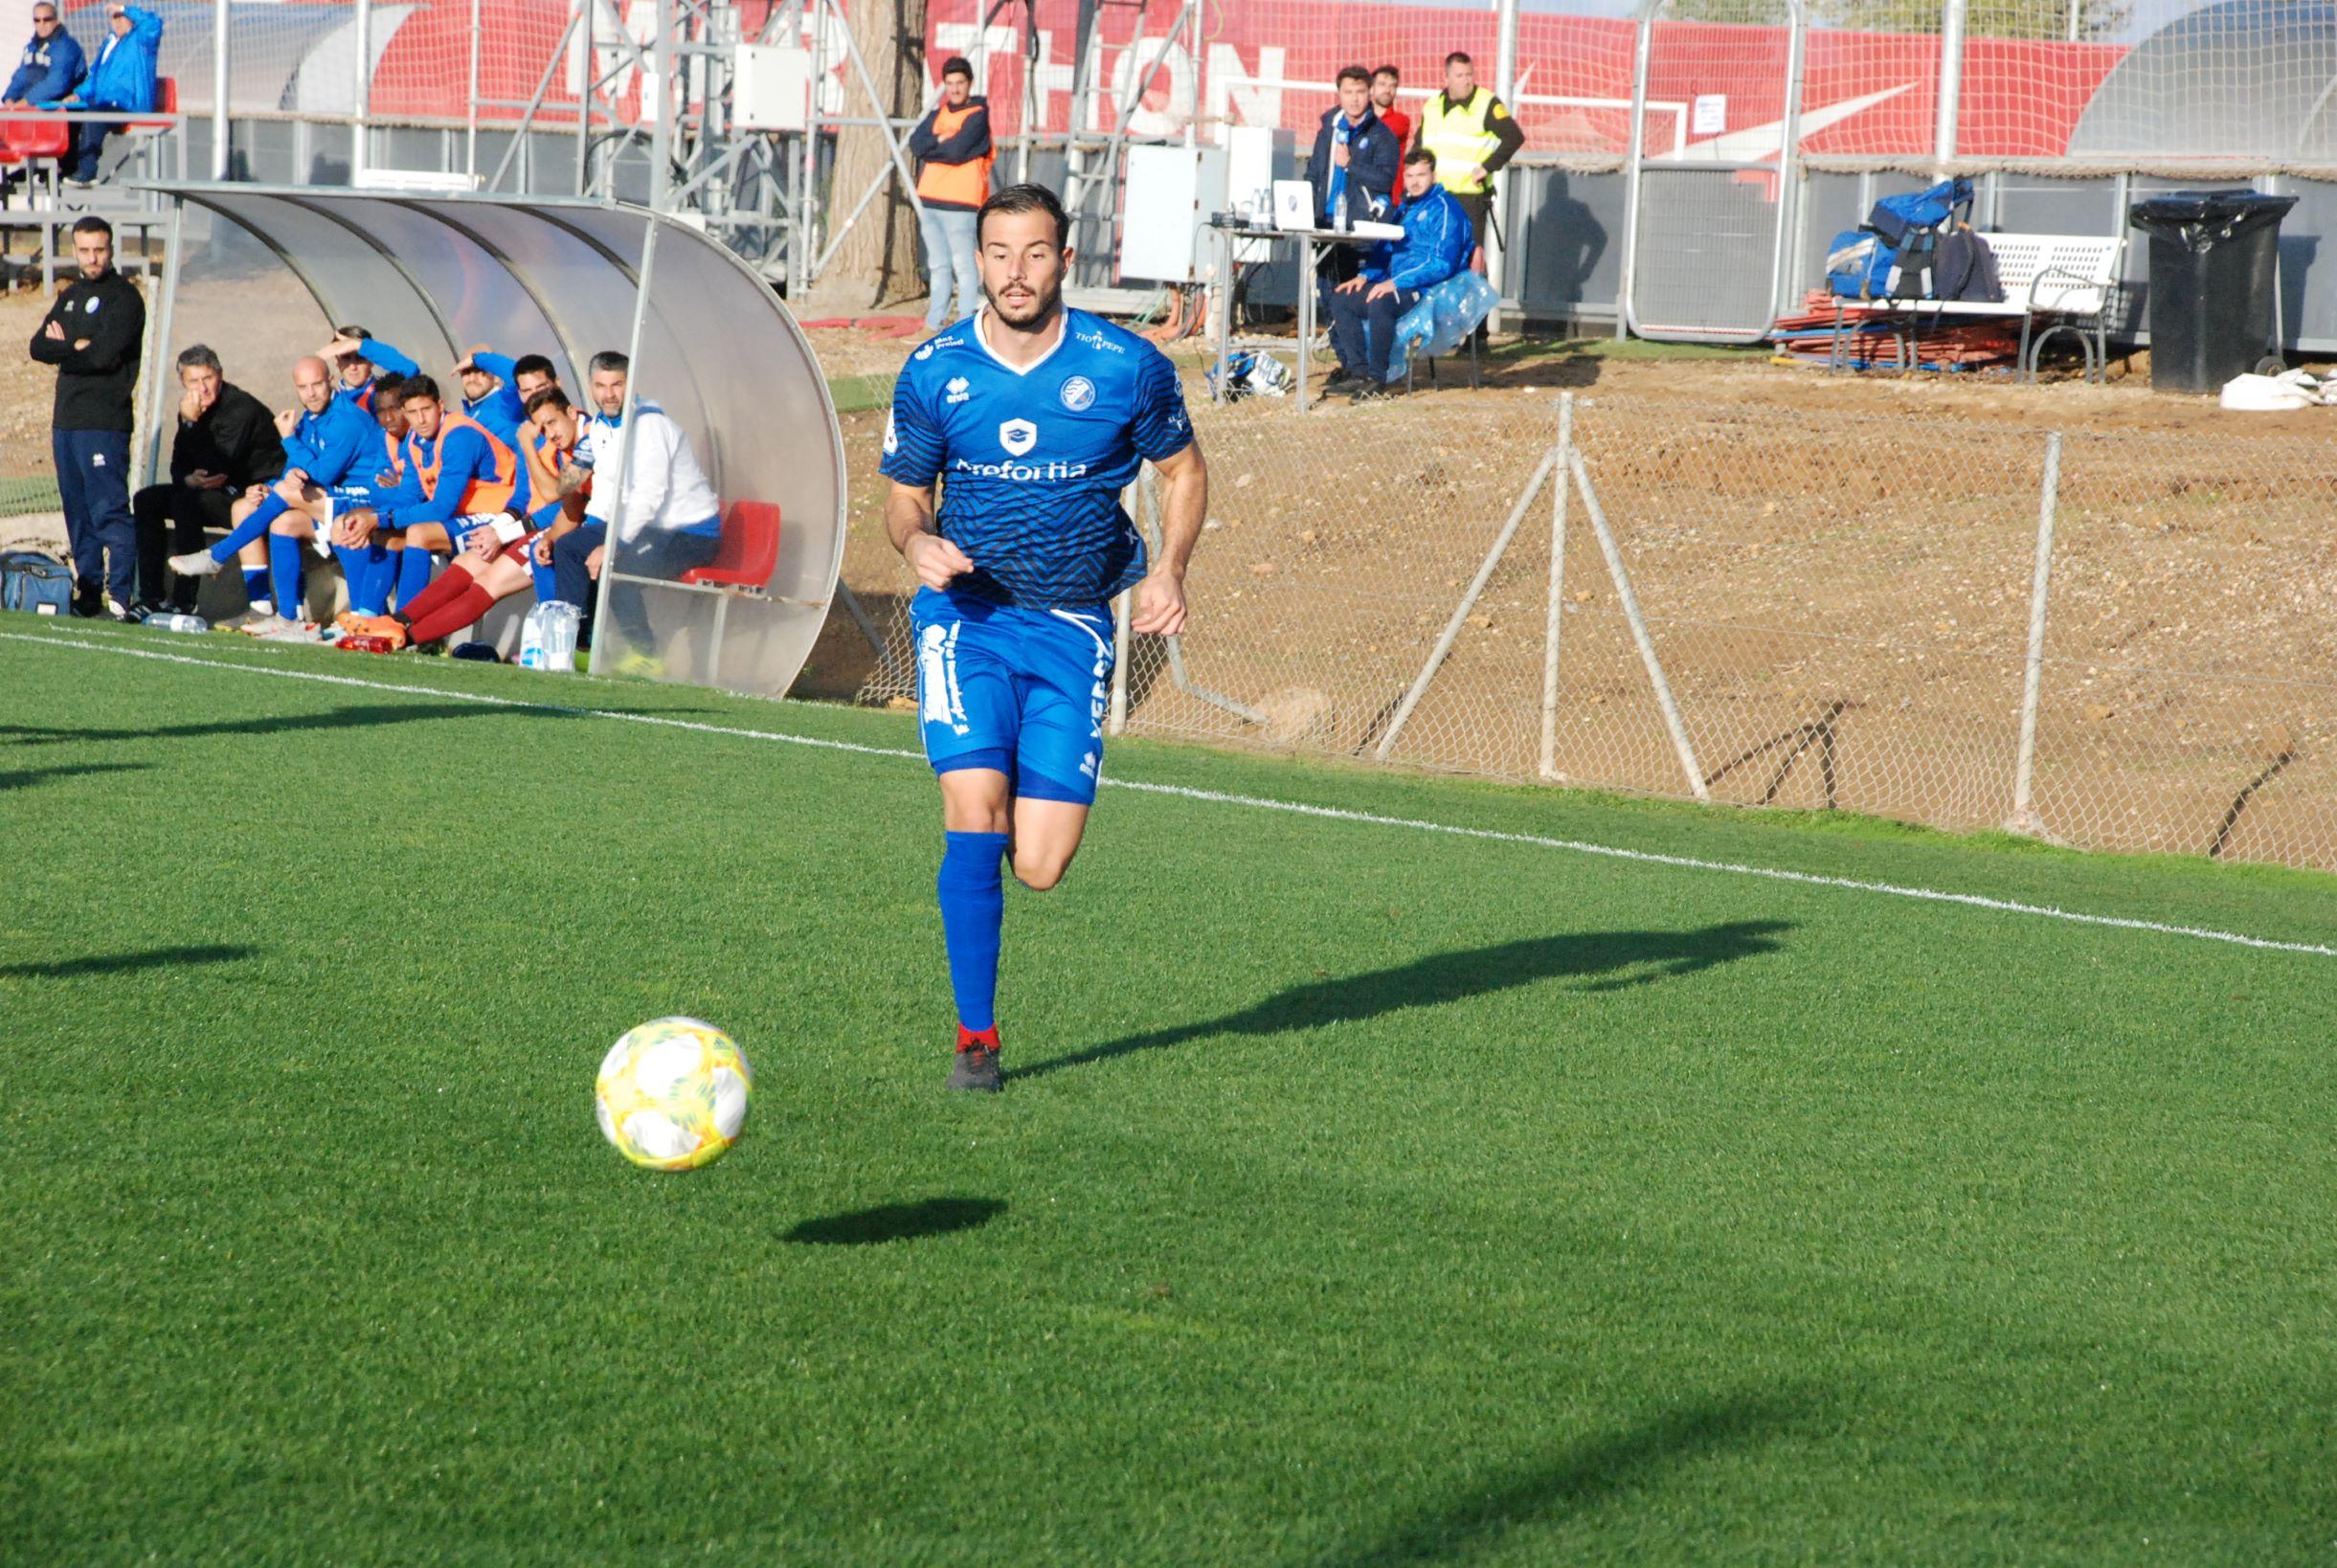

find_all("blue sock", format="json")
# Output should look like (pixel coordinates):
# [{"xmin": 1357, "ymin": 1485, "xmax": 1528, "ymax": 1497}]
[
  {"xmin": 393, "ymin": 547, "xmax": 436, "ymax": 611},
  {"xmin": 241, "ymin": 567, "xmax": 271, "ymax": 612},
  {"xmin": 531, "ymin": 560, "xmax": 557, "ymax": 604},
  {"xmin": 269, "ymin": 533, "xmax": 305, "ymax": 622},
  {"xmin": 337, "ymin": 543, "xmax": 387, "ymax": 616},
  {"xmin": 936, "ymin": 831, "xmax": 1009, "ymax": 1033},
  {"xmin": 211, "ymin": 492, "xmax": 288, "ymax": 563}
]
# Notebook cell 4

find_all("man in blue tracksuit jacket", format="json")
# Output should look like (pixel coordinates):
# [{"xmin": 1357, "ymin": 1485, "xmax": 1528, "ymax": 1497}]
[
  {"xmin": 2, "ymin": 4, "xmax": 85, "ymax": 110},
  {"xmin": 1327, "ymin": 147, "xmax": 1472, "ymax": 399},
  {"xmin": 57, "ymin": 3, "xmax": 159, "ymax": 185}
]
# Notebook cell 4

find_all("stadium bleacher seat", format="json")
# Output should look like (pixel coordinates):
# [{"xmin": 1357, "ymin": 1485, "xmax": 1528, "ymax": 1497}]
[{"xmin": 679, "ymin": 501, "xmax": 781, "ymax": 590}]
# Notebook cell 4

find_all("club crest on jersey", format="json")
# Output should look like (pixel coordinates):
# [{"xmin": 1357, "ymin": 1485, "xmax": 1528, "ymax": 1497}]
[
  {"xmin": 945, "ymin": 376, "xmax": 971, "ymax": 404},
  {"xmin": 998, "ymin": 418, "xmax": 1038, "ymax": 457},
  {"xmin": 1058, "ymin": 375, "xmax": 1095, "ymax": 412}
]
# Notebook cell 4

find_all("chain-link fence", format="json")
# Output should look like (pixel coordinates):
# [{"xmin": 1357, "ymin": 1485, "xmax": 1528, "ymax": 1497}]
[{"xmin": 836, "ymin": 380, "xmax": 2337, "ymax": 873}]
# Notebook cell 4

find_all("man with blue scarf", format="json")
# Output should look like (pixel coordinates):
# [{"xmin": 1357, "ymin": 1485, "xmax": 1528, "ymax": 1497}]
[{"xmin": 1307, "ymin": 64, "xmax": 1398, "ymax": 383}]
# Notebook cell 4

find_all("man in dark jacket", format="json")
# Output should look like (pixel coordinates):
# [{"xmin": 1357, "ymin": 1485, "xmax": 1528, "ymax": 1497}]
[
  {"xmin": 30, "ymin": 214, "xmax": 143, "ymax": 617},
  {"xmin": 1308, "ymin": 65, "xmax": 1400, "ymax": 332},
  {"xmin": 136, "ymin": 346, "xmax": 286, "ymax": 617},
  {"xmin": 2, "ymin": 4, "xmax": 84, "ymax": 108}
]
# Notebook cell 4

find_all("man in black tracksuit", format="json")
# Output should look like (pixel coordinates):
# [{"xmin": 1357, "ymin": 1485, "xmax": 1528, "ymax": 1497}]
[
  {"xmin": 30, "ymin": 214, "xmax": 144, "ymax": 616},
  {"xmin": 134, "ymin": 345, "xmax": 286, "ymax": 614}
]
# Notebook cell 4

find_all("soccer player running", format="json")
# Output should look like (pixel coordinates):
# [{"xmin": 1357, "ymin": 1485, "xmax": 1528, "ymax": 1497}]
[{"xmin": 881, "ymin": 183, "xmax": 1207, "ymax": 1093}]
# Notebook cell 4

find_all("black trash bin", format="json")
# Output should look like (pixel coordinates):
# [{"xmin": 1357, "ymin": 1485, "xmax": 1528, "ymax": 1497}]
[{"xmin": 2127, "ymin": 190, "xmax": 2298, "ymax": 393}]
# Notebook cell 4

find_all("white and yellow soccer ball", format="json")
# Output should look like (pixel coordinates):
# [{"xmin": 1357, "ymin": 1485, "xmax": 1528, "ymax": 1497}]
[{"xmin": 595, "ymin": 1018, "xmax": 753, "ymax": 1172}]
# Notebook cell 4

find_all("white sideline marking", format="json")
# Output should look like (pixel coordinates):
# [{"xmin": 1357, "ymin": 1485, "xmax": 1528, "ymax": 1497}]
[{"xmin": 7, "ymin": 627, "xmax": 2333, "ymax": 960}]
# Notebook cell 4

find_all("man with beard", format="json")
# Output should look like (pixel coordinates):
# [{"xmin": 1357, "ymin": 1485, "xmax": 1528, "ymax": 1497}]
[{"xmin": 879, "ymin": 183, "xmax": 1209, "ymax": 1093}]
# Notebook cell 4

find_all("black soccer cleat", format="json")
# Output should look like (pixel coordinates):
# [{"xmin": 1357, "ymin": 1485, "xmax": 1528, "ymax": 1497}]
[{"xmin": 947, "ymin": 1045, "xmax": 1002, "ymax": 1093}]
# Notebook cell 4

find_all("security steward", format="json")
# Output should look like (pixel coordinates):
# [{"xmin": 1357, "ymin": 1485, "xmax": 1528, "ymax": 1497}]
[{"xmin": 1413, "ymin": 50, "xmax": 1525, "ymax": 275}]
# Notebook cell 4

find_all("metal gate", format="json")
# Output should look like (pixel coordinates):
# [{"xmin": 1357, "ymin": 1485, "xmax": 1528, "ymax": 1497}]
[{"xmin": 1619, "ymin": 0, "xmax": 1807, "ymax": 343}]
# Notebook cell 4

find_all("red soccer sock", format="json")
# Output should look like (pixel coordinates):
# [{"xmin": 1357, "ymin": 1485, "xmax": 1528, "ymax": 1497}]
[
  {"xmin": 956, "ymin": 1023, "xmax": 1000, "ymax": 1053},
  {"xmin": 406, "ymin": 581, "xmax": 497, "ymax": 645},
  {"xmin": 393, "ymin": 566, "xmax": 475, "ymax": 627}
]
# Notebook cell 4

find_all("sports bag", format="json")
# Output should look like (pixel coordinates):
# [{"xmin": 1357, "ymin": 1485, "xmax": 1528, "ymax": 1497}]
[
  {"xmin": 1826, "ymin": 176, "xmax": 1976, "ymax": 302},
  {"xmin": 0, "ymin": 548, "xmax": 74, "ymax": 616}
]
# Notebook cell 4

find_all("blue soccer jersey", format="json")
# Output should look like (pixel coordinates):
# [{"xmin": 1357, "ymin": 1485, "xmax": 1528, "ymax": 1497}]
[{"xmin": 879, "ymin": 307, "xmax": 1194, "ymax": 610}]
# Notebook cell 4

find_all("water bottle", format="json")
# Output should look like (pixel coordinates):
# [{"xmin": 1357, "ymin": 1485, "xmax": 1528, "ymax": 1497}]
[
  {"xmin": 1334, "ymin": 188, "xmax": 1348, "ymax": 233},
  {"xmin": 518, "ymin": 600, "xmax": 581, "ymax": 671},
  {"xmin": 149, "ymin": 613, "xmax": 208, "ymax": 634}
]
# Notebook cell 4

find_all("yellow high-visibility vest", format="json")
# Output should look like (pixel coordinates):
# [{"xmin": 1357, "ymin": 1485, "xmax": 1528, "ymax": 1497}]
[{"xmin": 1419, "ymin": 87, "xmax": 1501, "ymax": 194}]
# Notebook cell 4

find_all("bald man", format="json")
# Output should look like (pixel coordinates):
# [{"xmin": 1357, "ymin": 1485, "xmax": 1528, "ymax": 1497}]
[{"xmin": 171, "ymin": 353, "xmax": 399, "ymax": 633}]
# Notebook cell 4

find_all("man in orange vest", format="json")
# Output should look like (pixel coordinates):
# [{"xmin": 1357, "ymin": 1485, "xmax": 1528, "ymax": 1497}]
[
  {"xmin": 908, "ymin": 56, "xmax": 991, "ymax": 329},
  {"xmin": 334, "ymin": 373, "xmax": 518, "ymax": 613}
]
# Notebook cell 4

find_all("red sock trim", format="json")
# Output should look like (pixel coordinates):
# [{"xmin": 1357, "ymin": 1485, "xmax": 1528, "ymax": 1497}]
[
  {"xmin": 956, "ymin": 1024, "xmax": 1000, "ymax": 1052},
  {"xmin": 407, "ymin": 581, "xmax": 497, "ymax": 645},
  {"xmin": 395, "ymin": 566, "xmax": 474, "ymax": 625}
]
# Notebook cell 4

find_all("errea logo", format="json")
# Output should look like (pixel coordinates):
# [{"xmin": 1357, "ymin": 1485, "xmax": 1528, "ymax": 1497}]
[
  {"xmin": 945, "ymin": 376, "xmax": 971, "ymax": 404},
  {"xmin": 998, "ymin": 418, "xmax": 1038, "ymax": 457}
]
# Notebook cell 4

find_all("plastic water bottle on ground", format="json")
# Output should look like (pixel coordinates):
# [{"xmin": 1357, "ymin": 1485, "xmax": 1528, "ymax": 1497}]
[
  {"xmin": 148, "ymin": 614, "xmax": 208, "ymax": 634},
  {"xmin": 519, "ymin": 601, "xmax": 582, "ymax": 671}
]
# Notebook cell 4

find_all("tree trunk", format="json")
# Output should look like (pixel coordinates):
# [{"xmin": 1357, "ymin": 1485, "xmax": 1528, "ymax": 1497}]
[{"xmin": 827, "ymin": 0, "xmax": 929, "ymax": 307}]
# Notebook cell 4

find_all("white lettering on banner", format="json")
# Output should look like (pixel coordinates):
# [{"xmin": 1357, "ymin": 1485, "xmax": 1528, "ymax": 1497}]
[
  {"xmin": 924, "ymin": 23, "xmax": 1019, "ymax": 101},
  {"xmin": 1205, "ymin": 43, "xmax": 1287, "ymax": 130},
  {"xmin": 1096, "ymin": 37, "xmax": 1198, "ymax": 138}
]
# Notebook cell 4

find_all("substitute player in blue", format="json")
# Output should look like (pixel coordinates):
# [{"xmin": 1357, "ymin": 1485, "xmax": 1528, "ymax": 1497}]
[{"xmin": 882, "ymin": 183, "xmax": 1208, "ymax": 1092}]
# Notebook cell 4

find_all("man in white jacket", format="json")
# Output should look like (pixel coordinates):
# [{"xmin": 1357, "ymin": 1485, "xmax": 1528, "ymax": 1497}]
[{"xmin": 550, "ymin": 349, "xmax": 724, "ymax": 666}]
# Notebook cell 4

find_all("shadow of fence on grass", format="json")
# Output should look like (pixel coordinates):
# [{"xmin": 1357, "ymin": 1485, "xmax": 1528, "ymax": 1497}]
[
  {"xmin": 0, "ymin": 702, "xmax": 618, "ymax": 746},
  {"xmin": 0, "ymin": 944, "xmax": 256, "ymax": 980},
  {"xmin": 1331, "ymin": 1395, "xmax": 1799, "ymax": 1564},
  {"xmin": 1014, "ymin": 922, "xmax": 1791, "ymax": 1083},
  {"xmin": 0, "ymin": 760, "xmax": 151, "ymax": 791}
]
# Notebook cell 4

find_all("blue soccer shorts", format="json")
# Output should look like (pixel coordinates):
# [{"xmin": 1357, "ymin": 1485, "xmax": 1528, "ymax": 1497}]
[
  {"xmin": 912, "ymin": 586, "xmax": 1114, "ymax": 806},
  {"xmin": 321, "ymin": 482, "xmax": 376, "ymax": 510}
]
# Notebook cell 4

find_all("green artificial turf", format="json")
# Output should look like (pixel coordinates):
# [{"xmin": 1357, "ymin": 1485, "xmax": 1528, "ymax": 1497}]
[{"xmin": 5, "ymin": 619, "xmax": 2336, "ymax": 1564}]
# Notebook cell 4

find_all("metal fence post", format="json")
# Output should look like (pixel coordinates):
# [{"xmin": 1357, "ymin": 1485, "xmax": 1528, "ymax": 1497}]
[
  {"xmin": 1567, "ymin": 450, "xmax": 1709, "ymax": 801},
  {"xmin": 352, "ymin": 0, "xmax": 371, "ymax": 180},
  {"xmin": 1538, "ymin": 392, "xmax": 1573, "ymax": 781},
  {"xmin": 1374, "ymin": 449, "xmax": 1556, "ymax": 762},
  {"xmin": 2009, "ymin": 431, "xmax": 2062, "ymax": 835},
  {"xmin": 211, "ymin": 0, "xmax": 230, "ymax": 179}
]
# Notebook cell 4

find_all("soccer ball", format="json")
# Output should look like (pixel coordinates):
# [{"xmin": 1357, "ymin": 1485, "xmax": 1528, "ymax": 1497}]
[{"xmin": 595, "ymin": 1017, "xmax": 753, "ymax": 1171}]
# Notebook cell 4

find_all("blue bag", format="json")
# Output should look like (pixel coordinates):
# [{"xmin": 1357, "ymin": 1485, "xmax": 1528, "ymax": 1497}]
[
  {"xmin": 0, "ymin": 548, "xmax": 74, "ymax": 616},
  {"xmin": 1826, "ymin": 176, "xmax": 1974, "ymax": 301},
  {"xmin": 1384, "ymin": 271, "xmax": 1499, "ymax": 383}
]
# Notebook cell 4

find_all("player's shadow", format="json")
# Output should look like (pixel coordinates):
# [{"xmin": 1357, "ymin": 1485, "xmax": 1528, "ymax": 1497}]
[
  {"xmin": 0, "ymin": 943, "xmax": 256, "ymax": 979},
  {"xmin": 0, "ymin": 760, "xmax": 151, "ymax": 791},
  {"xmin": 1014, "ymin": 921, "xmax": 1790, "ymax": 1083},
  {"xmin": 0, "ymin": 704, "xmax": 606, "ymax": 745},
  {"xmin": 1331, "ymin": 1394, "xmax": 1798, "ymax": 1564},
  {"xmin": 782, "ymin": 1197, "xmax": 1006, "ymax": 1247}
]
